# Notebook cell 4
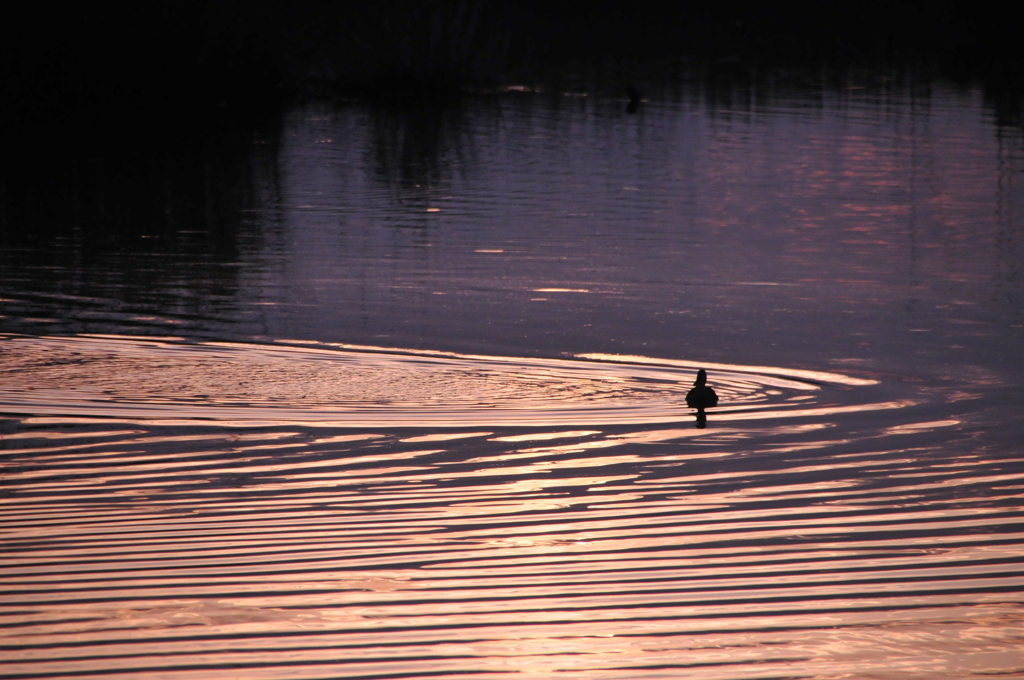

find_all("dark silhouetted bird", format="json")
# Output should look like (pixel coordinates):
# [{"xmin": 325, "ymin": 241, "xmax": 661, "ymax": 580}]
[
  {"xmin": 685, "ymin": 369, "xmax": 718, "ymax": 411},
  {"xmin": 626, "ymin": 85, "xmax": 640, "ymax": 113}
]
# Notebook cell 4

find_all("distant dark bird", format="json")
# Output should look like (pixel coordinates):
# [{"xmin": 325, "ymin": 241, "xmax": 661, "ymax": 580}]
[
  {"xmin": 685, "ymin": 369, "xmax": 719, "ymax": 411},
  {"xmin": 626, "ymin": 85, "xmax": 640, "ymax": 114}
]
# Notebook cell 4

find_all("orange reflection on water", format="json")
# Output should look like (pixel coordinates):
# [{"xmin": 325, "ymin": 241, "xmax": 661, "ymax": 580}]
[
  {"xmin": 1, "ymin": 335, "xmax": 896, "ymax": 427},
  {"xmin": 2, "ymin": 336, "xmax": 1021, "ymax": 678}
]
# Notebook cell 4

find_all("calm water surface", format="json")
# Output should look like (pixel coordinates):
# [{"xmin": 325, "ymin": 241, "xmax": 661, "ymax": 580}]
[{"xmin": 2, "ymin": 72, "xmax": 1023, "ymax": 678}]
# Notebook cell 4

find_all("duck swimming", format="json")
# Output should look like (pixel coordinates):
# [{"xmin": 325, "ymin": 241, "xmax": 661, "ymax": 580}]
[
  {"xmin": 685, "ymin": 369, "xmax": 719, "ymax": 411},
  {"xmin": 625, "ymin": 85, "xmax": 641, "ymax": 114}
]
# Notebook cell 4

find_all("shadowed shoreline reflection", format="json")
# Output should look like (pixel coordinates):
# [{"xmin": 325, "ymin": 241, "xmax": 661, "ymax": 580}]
[{"xmin": 3, "ymin": 72, "xmax": 1020, "ymax": 364}]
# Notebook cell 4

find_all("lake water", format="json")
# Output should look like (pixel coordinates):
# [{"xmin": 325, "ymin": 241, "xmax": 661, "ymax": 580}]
[{"xmin": 2, "ymin": 70, "xmax": 1023, "ymax": 679}]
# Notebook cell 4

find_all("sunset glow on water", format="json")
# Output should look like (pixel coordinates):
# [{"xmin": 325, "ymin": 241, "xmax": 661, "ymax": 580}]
[
  {"xmin": 0, "ymin": 335, "xmax": 882, "ymax": 426},
  {"xmin": 2, "ymin": 72, "xmax": 1023, "ymax": 678}
]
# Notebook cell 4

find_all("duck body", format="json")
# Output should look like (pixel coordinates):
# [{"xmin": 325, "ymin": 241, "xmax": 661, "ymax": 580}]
[
  {"xmin": 685, "ymin": 369, "xmax": 718, "ymax": 410},
  {"xmin": 625, "ymin": 85, "xmax": 641, "ymax": 113}
]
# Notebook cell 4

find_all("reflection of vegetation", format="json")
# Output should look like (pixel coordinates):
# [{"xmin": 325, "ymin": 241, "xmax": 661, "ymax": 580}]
[
  {"xmin": 367, "ymin": 99, "xmax": 479, "ymax": 197},
  {"xmin": 0, "ymin": 3, "xmax": 284, "ymax": 125},
  {"xmin": 0, "ymin": 121, "xmax": 278, "ymax": 332},
  {"xmin": 1, "ymin": 1, "xmax": 1019, "ymax": 116},
  {"xmin": 297, "ymin": 2, "xmax": 522, "ymax": 93},
  {"xmin": 0, "ymin": 126, "xmax": 269, "ymax": 251}
]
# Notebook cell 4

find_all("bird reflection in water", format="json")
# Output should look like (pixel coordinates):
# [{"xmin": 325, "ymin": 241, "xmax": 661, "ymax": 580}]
[{"xmin": 686, "ymin": 368, "xmax": 719, "ymax": 428}]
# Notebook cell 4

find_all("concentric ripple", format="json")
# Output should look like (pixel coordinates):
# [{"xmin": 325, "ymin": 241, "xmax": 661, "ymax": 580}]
[
  {"xmin": 0, "ymin": 334, "xmax": 884, "ymax": 426},
  {"xmin": 2, "ymin": 336, "xmax": 1022, "ymax": 680}
]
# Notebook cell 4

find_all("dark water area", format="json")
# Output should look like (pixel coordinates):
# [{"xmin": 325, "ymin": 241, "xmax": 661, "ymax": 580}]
[
  {"xmin": 3, "ymin": 2, "xmax": 1022, "ymax": 109},
  {"xmin": 4, "ymin": 71, "xmax": 1022, "ymax": 370},
  {"xmin": 2, "ymin": 66, "xmax": 1024, "ymax": 678}
]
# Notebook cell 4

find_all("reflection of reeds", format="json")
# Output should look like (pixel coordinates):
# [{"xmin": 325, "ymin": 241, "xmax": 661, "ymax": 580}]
[
  {"xmin": 315, "ymin": 1, "xmax": 521, "ymax": 93},
  {"xmin": 1, "ymin": 1, "xmax": 1018, "ymax": 114}
]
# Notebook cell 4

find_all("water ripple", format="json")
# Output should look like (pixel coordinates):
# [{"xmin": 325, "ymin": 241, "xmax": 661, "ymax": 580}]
[
  {"xmin": 1, "ymin": 334, "xmax": 883, "ymax": 427},
  {"xmin": 1, "ymin": 336, "xmax": 1021, "ymax": 679}
]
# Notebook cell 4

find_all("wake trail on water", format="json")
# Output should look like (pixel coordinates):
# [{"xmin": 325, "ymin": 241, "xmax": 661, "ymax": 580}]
[
  {"xmin": 0, "ymin": 334, "xmax": 887, "ymax": 427},
  {"xmin": 3, "ymin": 334, "xmax": 1021, "ymax": 679}
]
